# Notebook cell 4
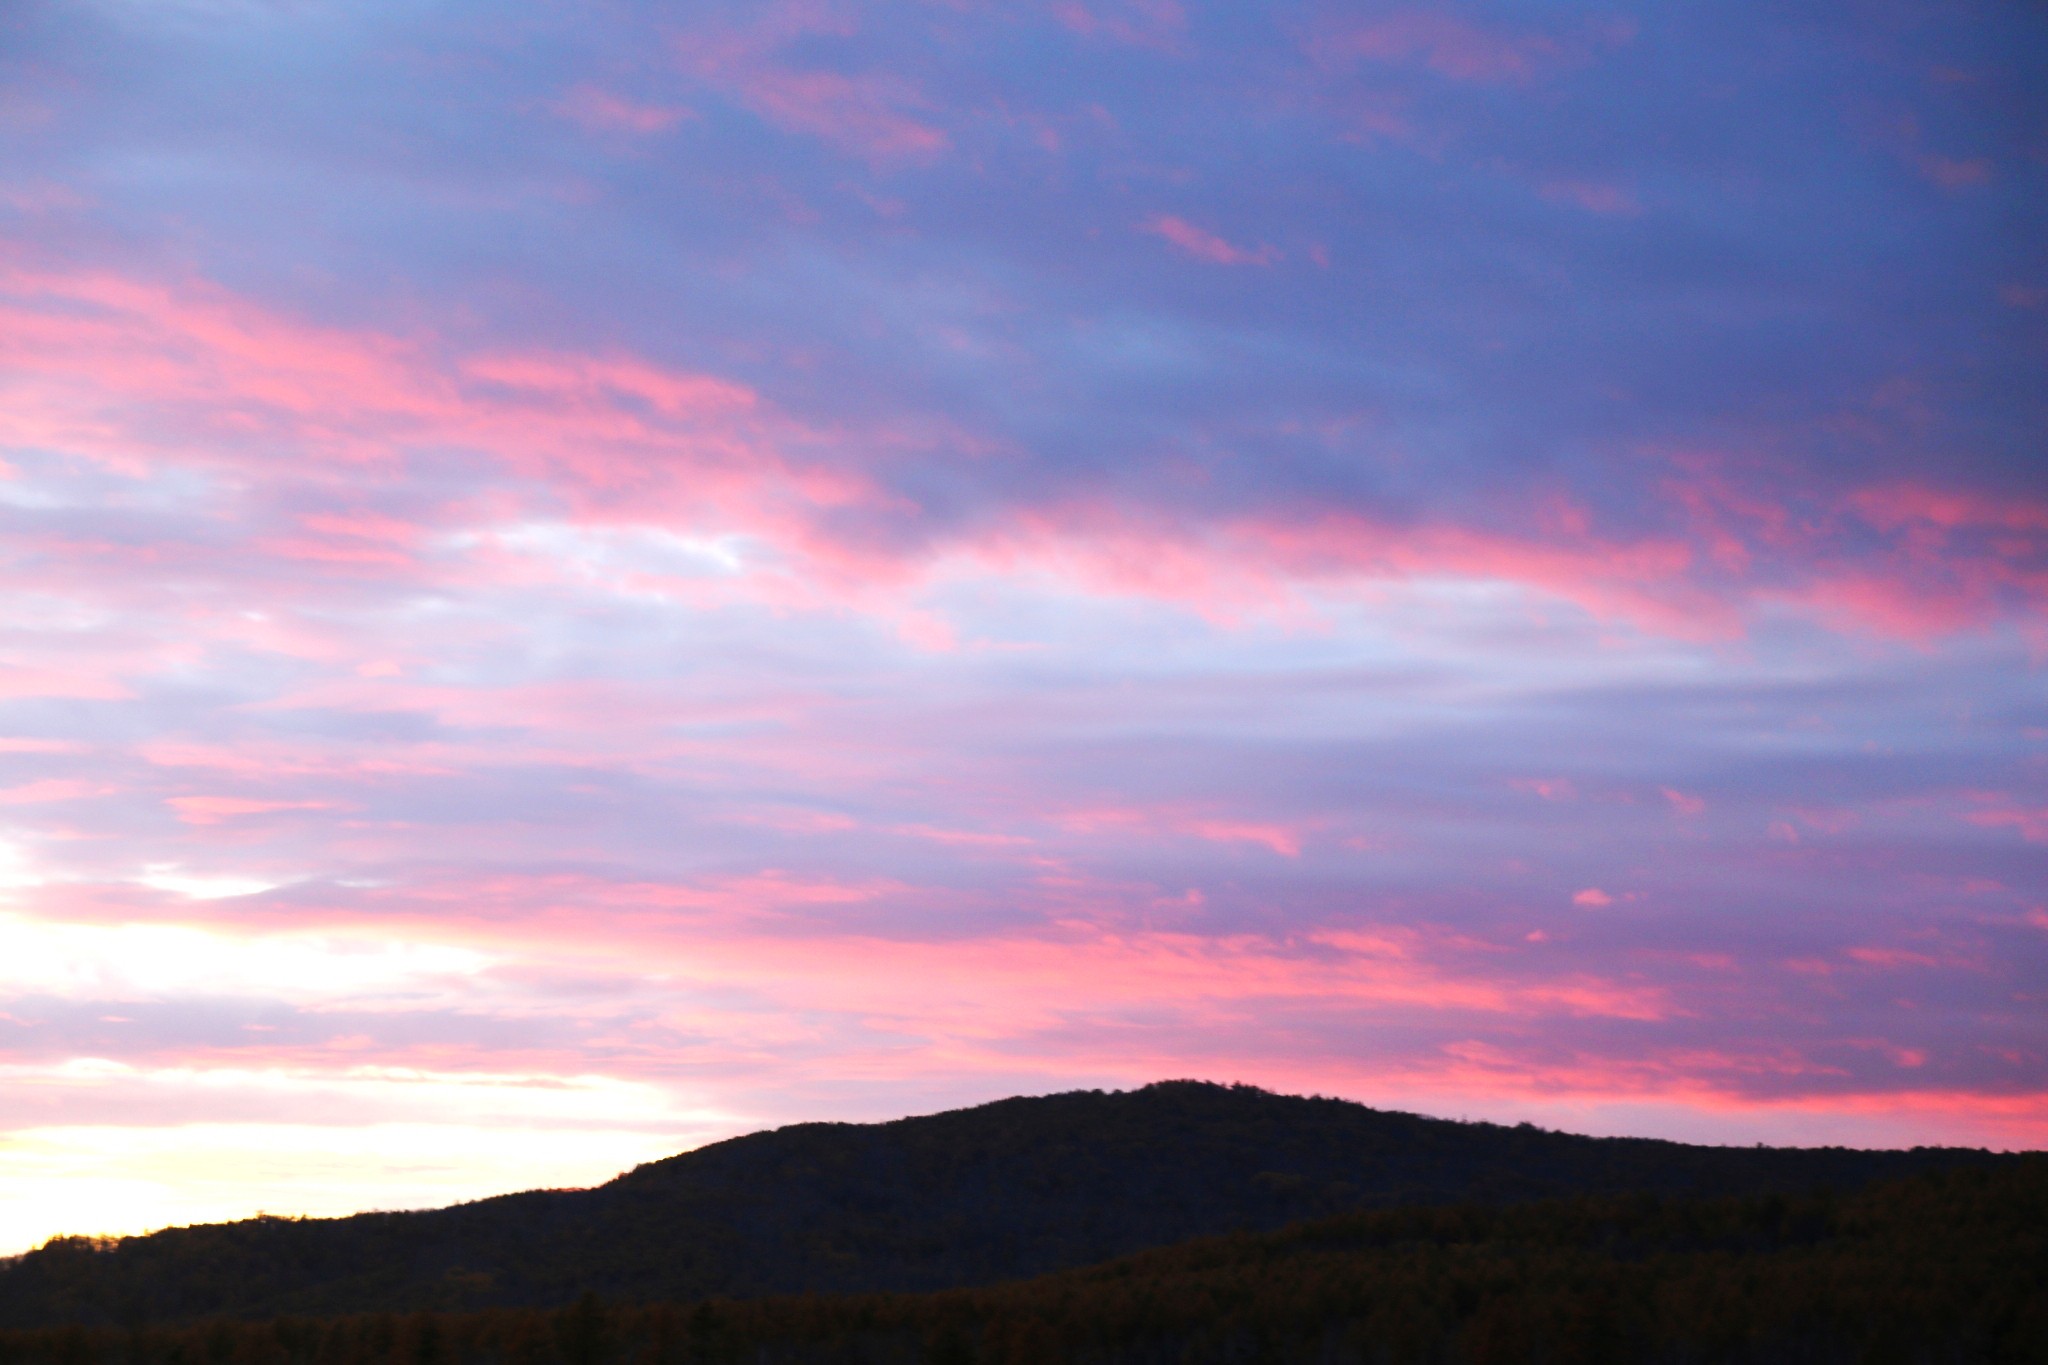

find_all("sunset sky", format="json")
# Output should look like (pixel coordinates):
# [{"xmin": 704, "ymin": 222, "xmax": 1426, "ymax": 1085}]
[{"xmin": 1, "ymin": 0, "xmax": 2043, "ymax": 1255}]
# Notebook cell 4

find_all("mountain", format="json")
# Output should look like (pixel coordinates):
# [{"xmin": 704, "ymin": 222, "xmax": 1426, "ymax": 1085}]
[
  {"xmin": 8, "ymin": 1158, "xmax": 2044, "ymax": 1362},
  {"xmin": 0, "ymin": 1081, "xmax": 2015, "ymax": 1329}
]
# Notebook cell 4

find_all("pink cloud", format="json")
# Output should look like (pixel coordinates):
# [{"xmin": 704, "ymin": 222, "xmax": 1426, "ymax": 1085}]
[
  {"xmin": 1514, "ymin": 778, "xmax": 1576, "ymax": 801},
  {"xmin": 0, "ymin": 779, "xmax": 107, "ymax": 805},
  {"xmin": 0, "ymin": 663, "xmax": 134, "ymax": 702},
  {"xmin": 731, "ymin": 67, "xmax": 948, "ymax": 160},
  {"xmin": 138, "ymin": 739, "xmax": 458, "ymax": 780},
  {"xmin": 1183, "ymin": 820, "xmax": 1302, "ymax": 857},
  {"xmin": 252, "ymin": 882, "xmax": 1674, "ymax": 1032},
  {"xmin": 1863, "ymin": 109, "xmax": 1997, "ymax": 194},
  {"xmin": 1964, "ymin": 806, "xmax": 2048, "ymax": 843},
  {"xmin": 893, "ymin": 824, "xmax": 1034, "ymax": 849},
  {"xmin": 1054, "ymin": 805, "xmax": 1308, "ymax": 856},
  {"xmin": 1792, "ymin": 575, "xmax": 1990, "ymax": 638},
  {"xmin": 553, "ymin": 85, "xmax": 694, "ymax": 135},
  {"xmin": 1917, "ymin": 154, "xmax": 1992, "ymax": 189},
  {"xmin": 0, "ymin": 181, "xmax": 89, "ymax": 214},
  {"xmin": 674, "ymin": 25, "xmax": 948, "ymax": 165},
  {"xmin": 166, "ymin": 797, "xmax": 336, "ymax": 825},
  {"xmin": 3, "ymin": 262, "xmax": 2040, "ymax": 661},
  {"xmin": 1313, "ymin": 13, "xmax": 1575, "ymax": 86},
  {"xmin": 1845, "ymin": 946, "xmax": 1946, "ymax": 970},
  {"xmin": 893, "ymin": 609, "xmax": 958, "ymax": 652},
  {"xmin": 1140, "ymin": 215, "xmax": 1281, "ymax": 266},
  {"xmin": 1655, "ymin": 464, "xmax": 2048, "ymax": 638},
  {"xmin": 1788, "ymin": 807, "xmax": 1859, "ymax": 835},
  {"xmin": 459, "ymin": 351, "xmax": 757, "ymax": 423},
  {"xmin": 0, "ymin": 265, "xmax": 889, "ymax": 566},
  {"xmin": 1541, "ymin": 179, "xmax": 1642, "ymax": 215},
  {"xmin": 1850, "ymin": 483, "xmax": 2048, "ymax": 534},
  {"xmin": 1661, "ymin": 788, "xmax": 1705, "ymax": 817},
  {"xmin": 1017, "ymin": 502, "xmax": 1727, "ymax": 637},
  {"xmin": 1050, "ymin": 0, "xmax": 1188, "ymax": 53},
  {"xmin": 11, "ymin": 852, "xmax": 2041, "ymax": 1163}
]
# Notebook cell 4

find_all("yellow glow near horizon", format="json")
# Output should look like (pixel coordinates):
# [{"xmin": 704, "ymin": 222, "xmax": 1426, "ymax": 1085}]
[
  {"xmin": 0, "ymin": 1121, "xmax": 709, "ymax": 1257},
  {"xmin": 0, "ymin": 1055, "xmax": 746, "ymax": 1255}
]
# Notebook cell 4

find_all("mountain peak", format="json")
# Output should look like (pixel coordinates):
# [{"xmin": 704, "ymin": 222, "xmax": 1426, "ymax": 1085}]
[{"xmin": 0, "ymin": 1082, "xmax": 2005, "ymax": 1330}]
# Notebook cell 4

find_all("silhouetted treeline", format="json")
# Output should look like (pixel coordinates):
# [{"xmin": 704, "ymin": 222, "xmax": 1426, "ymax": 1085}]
[
  {"xmin": 3, "ymin": 1158, "xmax": 2042, "ymax": 1364},
  {"xmin": 0, "ymin": 1082, "xmax": 2016, "ymax": 1329}
]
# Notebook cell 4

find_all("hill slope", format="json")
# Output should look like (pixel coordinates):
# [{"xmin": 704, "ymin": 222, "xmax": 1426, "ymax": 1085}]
[
  {"xmin": 7, "ymin": 1158, "xmax": 2043, "ymax": 1362},
  {"xmin": 0, "ymin": 1081, "xmax": 2013, "ymax": 1329}
]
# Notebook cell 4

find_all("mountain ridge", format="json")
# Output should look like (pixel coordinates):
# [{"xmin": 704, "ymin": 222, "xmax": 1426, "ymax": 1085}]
[
  {"xmin": 14, "ymin": 1158, "xmax": 2039, "ymax": 1364},
  {"xmin": 0, "ymin": 1080, "xmax": 2015, "ymax": 1329}
]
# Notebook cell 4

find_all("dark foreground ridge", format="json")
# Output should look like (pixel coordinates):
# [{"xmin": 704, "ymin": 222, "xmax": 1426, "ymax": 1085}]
[
  {"xmin": 3, "ymin": 1159, "xmax": 2041, "ymax": 1363},
  {"xmin": 0, "ymin": 1081, "xmax": 2017, "ymax": 1330}
]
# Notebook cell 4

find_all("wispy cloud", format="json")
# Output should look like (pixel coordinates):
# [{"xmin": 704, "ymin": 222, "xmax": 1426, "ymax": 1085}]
[{"xmin": 1140, "ymin": 215, "xmax": 1282, "ymax": 266}]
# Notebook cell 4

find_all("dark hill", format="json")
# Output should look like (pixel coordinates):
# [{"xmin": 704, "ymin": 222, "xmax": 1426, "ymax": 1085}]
[
  {"xmin": 0, "ymin": 1080, "xmax": 2014, "ymax": 1329},
  {"xmin": 7, "ymin": 1159, "xmax": 2043, "ymax": 1363}
]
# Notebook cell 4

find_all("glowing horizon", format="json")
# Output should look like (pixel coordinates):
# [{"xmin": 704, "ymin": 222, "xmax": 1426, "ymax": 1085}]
[{"xmin": 0, "ymin": 0, "xmax": 2042, "ymax": 1256}]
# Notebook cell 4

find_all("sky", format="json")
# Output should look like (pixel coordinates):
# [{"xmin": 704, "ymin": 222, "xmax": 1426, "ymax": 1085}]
[{"xmin": 0, "ymin": 0, "xmax": 2043, "ymax": 1255}]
